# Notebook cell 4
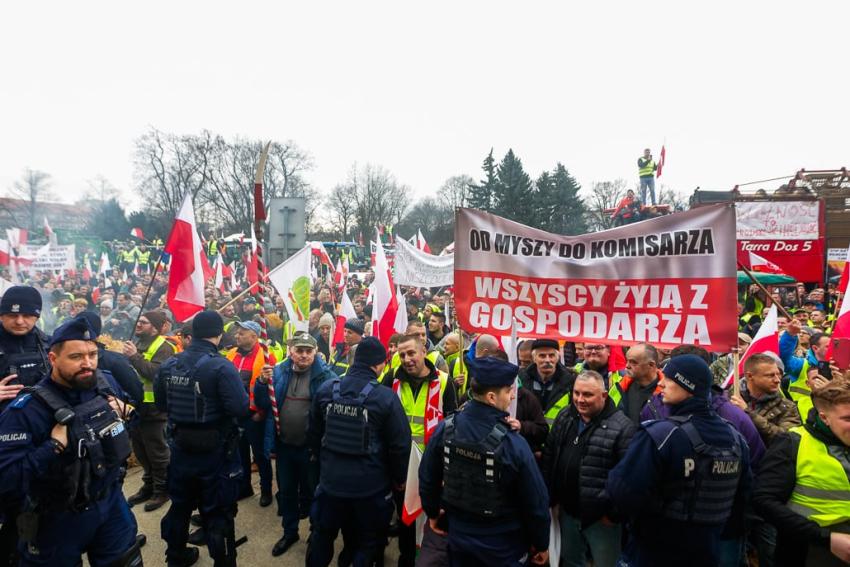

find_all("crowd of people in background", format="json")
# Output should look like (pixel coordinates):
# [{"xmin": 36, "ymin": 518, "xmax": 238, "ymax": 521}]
[{"xmin": 1, "ymin": 236, "xmax": 849, "ymax": 567}]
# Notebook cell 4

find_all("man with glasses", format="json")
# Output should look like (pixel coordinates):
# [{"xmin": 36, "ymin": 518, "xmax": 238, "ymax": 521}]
[{"xmin": 575, "ymin": 343, "xmax": 624, "ymax": 391}]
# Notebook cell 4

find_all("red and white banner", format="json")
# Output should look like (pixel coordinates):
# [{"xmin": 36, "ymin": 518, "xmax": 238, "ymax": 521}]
[
  {"xmin": 454, "ymin": 204, "xmax": 738, "ymax": 352},
  {"xmin": 735, "ymin": 200, "xmax": 824, "ymax": 283}
]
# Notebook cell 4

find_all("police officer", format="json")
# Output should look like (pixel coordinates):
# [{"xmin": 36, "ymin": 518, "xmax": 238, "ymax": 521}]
[
  {"xmin": 419, "ymin": 356, "xmax": 551, "ymax": 566},
  {"xmin": 0, "ymin": 316, "xmax": 141, "ymax": 566},
  {"xmin": 607, "ymin": 354, "xmax": 752, "ymax": 567},
  {"xmin": 0, "ymin": 286, "xmax": 50, "ymax": 565},
  {"xmin": 154, "ymin": 311, "xmax": 248, "ymax": 567},
  {"xmin": 0, "ymin": 286, "xmax": 50, "ymax": 409},
  {"xmin": 307, "ymin": 337, "xmax": 411, "ymax": 567}
]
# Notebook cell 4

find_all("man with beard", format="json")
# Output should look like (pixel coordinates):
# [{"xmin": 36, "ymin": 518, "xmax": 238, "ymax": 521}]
[
  {"xmin": 123, "ymin": 310, "xmax": 178, "ymax": 512},
  {"xmin": 519, "ymin": 338, "xmax": 578, "ymax": 428},
  {"xmin": 0, "ymin": 316, "xmax": 141, "ymax": 566}
]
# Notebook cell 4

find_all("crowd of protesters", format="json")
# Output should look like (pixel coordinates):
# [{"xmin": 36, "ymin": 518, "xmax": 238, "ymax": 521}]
[{"xmin": 0, "ymin": 235, "xmax": 849, "ymax": 567}]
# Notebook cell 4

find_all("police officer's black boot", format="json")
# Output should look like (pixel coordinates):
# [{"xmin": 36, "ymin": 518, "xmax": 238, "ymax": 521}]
[
  {"xmin": 127, "ymin": 485, "xmax": 153, "ymax": 507},
  {"xmin": 166, "ymin": 546, "xmax": 199, "ymax": 567}
]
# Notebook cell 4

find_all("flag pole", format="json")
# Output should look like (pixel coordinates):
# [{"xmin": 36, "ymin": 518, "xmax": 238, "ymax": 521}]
[
  {"xmin": 737, "ymin": 262, "xmax": 793, "ymax": 320},
  {"xmin": 126, "ymin": 255, "xmax": 164, "ymax": 341},
  {"xmin": 732, "ymin": 347, "xmax": 741, "ymax": 398},
  {"xmin": 253, "ymin": 141, "xmax": 281, "ymax": 435}
]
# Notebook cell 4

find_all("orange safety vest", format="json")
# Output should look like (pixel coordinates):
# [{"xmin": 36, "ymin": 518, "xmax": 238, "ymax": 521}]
[{"xmin": 226, "ymin": 344, "xmax": 275, "ymax": 411}]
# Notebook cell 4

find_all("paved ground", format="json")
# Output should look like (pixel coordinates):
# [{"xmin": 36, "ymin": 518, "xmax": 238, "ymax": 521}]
[{"xmin": 123, "ymin": 465, "xmax": 401, "ymax": 566}]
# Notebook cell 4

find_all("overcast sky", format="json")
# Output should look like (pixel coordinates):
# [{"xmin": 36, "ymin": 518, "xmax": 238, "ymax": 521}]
[{"xmin": 2, "ymin": 1, "xmax": 848, "ymax": 217}]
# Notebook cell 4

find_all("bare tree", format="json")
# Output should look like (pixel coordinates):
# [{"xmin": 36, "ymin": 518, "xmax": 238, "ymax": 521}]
[
  {"xmin": 83, "ymin": 175, "xmax": 121, "ymax": 203},
  {"xmin": 658, "ymin": 184, "xmax": 689, "ymax": 211},
  {"xmin": 585, "ymin": 179, "xmax": 629, "ymax": 231},
  {"xmin": 9, "ymin": 168, "xmax": 53, "ymax": 231},
  {"xmin": 347, "ymin": 164, "xmax": 410, "ymax": 238},
  {"xmin": 326, "ymin": 183, "xmax": 356, "ymax": 240},
  {"xmin": 437, "ymin": 174, "xmax": 474, "ymax": 211}
]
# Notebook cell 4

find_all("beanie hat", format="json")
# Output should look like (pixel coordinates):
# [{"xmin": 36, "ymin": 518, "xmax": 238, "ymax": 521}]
[
  {"xmin": 319, "ymin": 313, "xmax": 335, "ymax": 328},
  {"xmin": 664, "ymin": 354, "xmax": 712, "ymax": 400},
  {"xmin": 344, "ymin": 318, "xmax": 364, "ymax": 335},
  {"xmin": 0, "ymin": 286, "xmax": 42, "ymax": 316},
  {"xmin": 192, "ymin": 310, "xmax": 224, "ymax": 339},
  {"xmin": 354, "ymin": 336, "xmax": 386, "ymax": 366},
  {"xmin": 75, "ymin": 311, "xmax": 103, "ymax": 337},
  {"xmin": 142, "ymin": 310, "xmax": 167, "ymax": 332}
]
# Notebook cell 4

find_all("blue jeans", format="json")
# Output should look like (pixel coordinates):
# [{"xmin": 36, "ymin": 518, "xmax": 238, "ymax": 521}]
[
  {"xmin": 639, "ymin": 176, "xmax": 656, "ymax": 205},
  {"xmin": 275, "ymin": 442, "xmax": 316, "ymax": 537},
  {"xmin": 239, "ymin": 416, "xmax": 272, "ymax": 494},
  {"xmin": 560, "ymin": 512, "xmax": 621, "ymax": 567}
]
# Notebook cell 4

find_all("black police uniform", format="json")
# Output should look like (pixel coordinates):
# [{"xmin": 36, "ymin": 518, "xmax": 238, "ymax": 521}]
[
  {"xmin": 154, "ymin": 323, "xmax": 249, "ymax": 567},
  {"xmin": 0, "ymin": 325, "xmax": 50, "ymax": 409},
  {"xmin": 306, "ymin": 338, "xmax": 411, "ymax": 567},
  {"xmin": 419, "ymin": 356, "xmax": 550, "ymax": 567},
  {"xmin": 607, "ymin": 355, "xmax": 752, "ymax": 567},
  {"xmin": 0, "ymin": 317, "xmax": 140, "ymax": 567}
]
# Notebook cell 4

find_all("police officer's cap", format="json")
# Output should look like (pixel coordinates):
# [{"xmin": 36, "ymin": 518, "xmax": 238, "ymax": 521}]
[
  {"xmin": 75, "ymin": 311, "xmax": 103, "ymax": 337},
  {"xmin": 354, "ymin": 336, "xmax": 386, "ymax": 366},
  {"xmin": 50, "ymin": 317, "xmax": 98, "ymax": 348},
  {"xmin": 192, "ymin": 310, "xmax": 224, "ymax": 339},
  {"xmin": 467, "ymin": 356, "xmax": 518, "ymax": 388},
  {"xmin": 0, "ymin": 286, "xmax": 42, "ymax": 317},
  {"xmin": 664, "ymin": 354, "xmax": 712, "ymax": 400}
]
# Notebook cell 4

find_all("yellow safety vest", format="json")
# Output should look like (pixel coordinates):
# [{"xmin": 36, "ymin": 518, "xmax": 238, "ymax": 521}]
[
  {"xmin": 638, "ymin": 158, "xmax": 656, "ymax": 178},
  {"xmin": 787, "ymin": 426, "xmax": 850, "ymax": 527},
  {"xmin": 268, "ymin": 340, "xmax": 285, "ymax": 364},
  {"xmin": 543, "ymin": 392, "xmax": 571, "ymax": 428},
  {"xmin": 140, "ymin": 335, "xmax": 177, "ymax": 402},
  {"xmin": 390, "ymin": 350, "xmax": 441, "ymax": 372},
  {"xmin": 789, "ymin": 360, "xmax": 814, "ymax": 419},
  {"xmin": 396, "ymin": 371, "xmax": 448, "ymax": 451},
  {"xmin": 122, "ymin": 249, "xmax": 137, "ymax": 263},
  {"xmin": 446, "ymin": 352, "xmax": 468, "ymax": 397},
  {"xmin": 137, "ymin": 250, "xmax": 151, "ymax": 265}
]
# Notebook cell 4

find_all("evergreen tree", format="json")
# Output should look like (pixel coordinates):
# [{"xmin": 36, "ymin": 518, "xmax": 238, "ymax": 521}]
[
  {"xmin": 86, "ymin": 199, "xmax": 131, "ymax": 242},
  {"xmin": 493, "ymin": 149, "xmax": 534, "ymax": 224},
  {"xmin": 550, "ymin": 163, "xmax": 588, "ymax": 235},
  {"xmin": 532, "ymin": 171, "xmax": 556, "ymax": 232},
  {"xmin": 467, "ymin": 149, "xmax": 497, "ymax": 212}
]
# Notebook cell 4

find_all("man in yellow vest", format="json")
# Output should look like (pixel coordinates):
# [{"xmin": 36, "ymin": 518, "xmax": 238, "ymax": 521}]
[
  {"xmin": 574, "ymin": 343, "xmax": 624, "ymax": 392},
  {"xmin": 122, "ymin": 309, "xmax": 177, "ymax": 512},
  {"xmin": 753, "ymin": 379, "xmax": 850, "ymax": 565},
  {"xmin": 388, "ymin": 334, "xmax": 457, "ymax": 567},
  {"xmin": 136, "ymin": 244, "xmax": 152, "ymax": 271},
  {"xmin": 520, "ymin": 338, "xmax": 577, "ymax": 428},
  {"xmin": 637, "ymin": 147, "xmax": 657, "ymax": 205}
]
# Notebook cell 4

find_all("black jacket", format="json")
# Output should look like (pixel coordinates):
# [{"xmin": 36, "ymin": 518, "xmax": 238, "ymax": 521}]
[
  {"xmin": 753, "ymin": 408, "xmax": 838, "ymax": 566},
  {"xmin": 97, "ymin": 343, "xmax": 144, "ymax": 407},
  {"xmin": 519, "ymin": 362, "xmax": 576, "ymax": 414},
  {"xmin": 542, "ymin": 398, "xmax": 636, "ymax": 525}
]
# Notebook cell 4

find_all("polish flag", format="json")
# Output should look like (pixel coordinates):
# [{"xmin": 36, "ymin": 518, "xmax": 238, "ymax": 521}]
[
  {"xmin": 213, "ymin": 253, "xmax": 227, "ymax": 292},
  {"xmin": 0, "ymin": 240, "xmax": 10, "ymax": 266},
  {"xmin": 311, "ymin": 241, "xmax": 335, "ymax": 272},
  {"xmin": 43, "ymin": 217, "xmax": 55, "ymax": 242},
  {"xmin": 402, "ymin": 444, "xmax": 424, "ymax": 526},
  {"xmin": 99, "ymin": 252, "xmax": 111, "ymax": 275},
  {"xmin": 245, "ymin": 225, "xmax": 259, "ymax": 285},
  {"xmin": 722, "ymin": 305, "xmax": 780, "ymax": 389},
  {"xmin": 332, "ymin": 291, "xmax": 358, "ymax": 346},
  {"xmin": 394, "ymin": 286, "xmax": 408, "ymax": 334},
  {"xmin": 228, "ymin": 262, "xmax": 238, "ymax": 290},
  {"xmin": 164, "ymin": 193, "xmax": 206, "ymax": 321},
  {"xmin": 130, "ymin": 227, "xmax": 145, "ymax": 240},
  {"xmin": 6, "ymin": 228, "xmax": 27, "ymax": 250},
  {"xmin": 416, "ymin": 229, "xmax": 432, "ymax": 254},
  {"xmin": 373, "ymin": 229, "xmax": 399, "ymax": 348},
  {"xmin": 91, "ymin": 287, "xmax": 101, "ymax": 305},
  {"xmin": 747, "ymin": 251, "xmax": 788, "ymax": 276},
  {"xmin": 656, "ymin": 145, "xmax": 666, "ymax": 178},
  {"xmin": 82, "ymin": 258, "xmax": 92, "ymax": 281}
]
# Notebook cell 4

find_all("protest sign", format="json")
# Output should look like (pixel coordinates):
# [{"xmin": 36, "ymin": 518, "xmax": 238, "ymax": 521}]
[
  {"xmin": 454, "ymin": 204, "xmax": 738, "ymax": 351},
  {"xmin": 18, "ymin": 244, "xmax": 76, "ymax": 272},
  {"xmin": 393, "ymin": 236, "xmax": 454, "ymax": 288},
  {"xmin": 735, "ymin": 200, "xmax": 824, "ymax": 282}
]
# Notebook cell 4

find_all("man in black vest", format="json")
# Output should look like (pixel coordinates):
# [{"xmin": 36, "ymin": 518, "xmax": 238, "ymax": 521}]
[{"xmin": 155, "ymin": 311, "xmax": 249, "ymax": 567}]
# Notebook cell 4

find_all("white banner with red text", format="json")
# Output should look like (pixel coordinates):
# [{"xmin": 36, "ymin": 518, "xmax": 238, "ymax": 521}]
[{"xmin": 454, "ymin": 204, "xmax": 738, "ymax": 352}]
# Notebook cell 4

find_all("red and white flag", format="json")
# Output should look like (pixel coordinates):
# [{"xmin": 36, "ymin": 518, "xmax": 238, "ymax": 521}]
[
  {"xmin": 837, "ymin": 243, "xmax": 850, "ymax": 298},
  {"xmin": 6, "ymin": 228, "xmax": 27, "ymax": 250},
  {"xmin": 130, "ymin": 227, "xmax": 145, "ymax": 240},
  {"xmin": 372, "ymin": 229, "xmax": 399, "ymax": 348},
  {"xmin": 656, "ymin": 145, "xmax": 666, "ymax": 178},
  {"xmin": 214, "ymin": 253, "xmax": 224, "ymax": 292},
  {"xmin": 722, "ymin": 305, "xmax": 780, "ymax": 389},
  {"xmin": 747, "ymin": 251, "xmax": 788, "ymax": 276},
  {"xmin": 332, "ymin": 291, "xmax": 358, "ymax": 346},
  {"xmin": 0, "ymin": 240, "xmax": 10, "ymax": 266},
  {"xmin": 311, "ymin": 241, "xmax": 335, "ymax": 272},
  {"xmin": 831, "ymin": 254, "xmax": 850, "ymax": 345},
  {"xmin": 416, "ymin": 229, "xmax": 432, "ymax": 254},
  {"xmin": 99, "ymin": 252, "xmax": 111, "ymax": 275},
  {"xmin": 43, "ymin": 217, "xmax": 56, "ymax": 243},
  {"xmin": 164, "ymin": 193, "xmax": 206, "ymax": 321},
  {"xmin": 228, "ymin": 262, "xmax": 238, "ymax": 291},
  {"xmin": 401, "ymin": 444, "xmax": 424, "ymax": 526},
  {"xmin": 394, "ymin": 286, "xmax": 408, "ymax": 334},
  {"xmin": 82, "ymin": 258, "xmax": 92, "ymax": 281}
]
